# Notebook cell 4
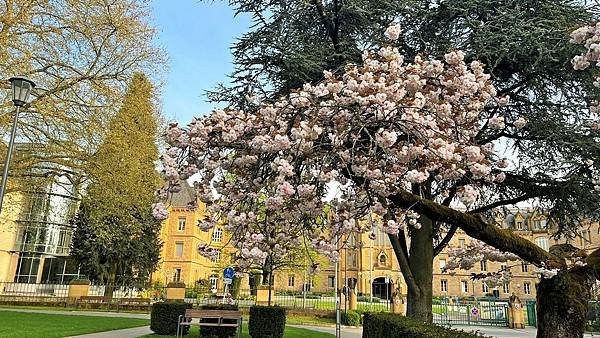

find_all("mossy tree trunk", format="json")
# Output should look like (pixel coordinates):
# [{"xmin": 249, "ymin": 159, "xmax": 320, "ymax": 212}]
[
  {"xmin": 406, "ymin": 216, "xmax": 433, "ymax": 322},
  {"xmin": 387, "ymin": 189, "xmax": 600, "ymax": 334},
  {"xmin": 536, "ymin": 269, "xmax": 595, "ymax": 338},
  {"xmin": 389, "ymin": 215, "xmax": 435, "ymax": 323}
]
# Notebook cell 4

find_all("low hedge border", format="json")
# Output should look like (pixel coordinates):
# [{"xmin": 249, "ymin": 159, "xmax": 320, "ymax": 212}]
[
  {"xmin": 363, "ymin": 312, "xmax": 488, "ymax": 338},
  {"xmin": 249, "ymin": 306, "xmax": 286, "ymax": 338},
  {"xmin": 150, "ymin": 301, "xmax": 192, "ymax": 335}
]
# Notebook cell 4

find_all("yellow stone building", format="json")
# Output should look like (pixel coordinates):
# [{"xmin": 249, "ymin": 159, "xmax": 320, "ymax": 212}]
[
  {"xmin": 156, "ymin": 187, "xmax": 599, "ymax": 302},
  {"xmin": 152, "ymin": 183, "xmax": 236, "ymax": 291}
]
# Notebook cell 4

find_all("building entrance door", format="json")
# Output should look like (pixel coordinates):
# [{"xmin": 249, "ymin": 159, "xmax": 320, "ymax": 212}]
[{"xmin": 372, "ymin": 277, "xmax": 392, "ymax": 300}]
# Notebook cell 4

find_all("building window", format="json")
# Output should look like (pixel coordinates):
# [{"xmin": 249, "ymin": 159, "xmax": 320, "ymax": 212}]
[
  {"xmin": 521, "ymin": 262, "xmax": 529, "ymax": 273},
  {"xmin": 178, "ymin": 217, "xmax": 186, "ymax": 231},
  {"xmin": 503, "ymin": 282, "xmax": 510, "ymax": 294},
  {"xmin": 375, "ymin": 227, "xmax": 390, "ymax": 247},
  {"xmin": 516, "ymin": 221, "xmax": 523, "ymax": 230},
  {"xmin": 500, "ymin": 263, "xmax": 507, "ymax": 271},
  {"xmin": 535, "ymin": 237, "xmax": 549, "ymax": 251},
  {"xmin": 288, "ymin": 275, "xmax": 295, "ymax": 287},
  {"xmin": 441, "ymin": 280, "xmax": 448, "ymax": 292},
  {"xmin": 458, "ymin": 238, "xmax": 465, "ymax": 248},
  {"xmin": 173, "ymin": 268, "xmax": 182, "ymax": 282},
  {"xmin": 347, "ymin": 233, "xmax": 355, "ymax": 247},
  {"xmin": 524, "ymin": 282, "xmax": 531, "ymax": 295},
  {"xmin": 461, "ymin": 280, "xmax": 468, "ymax": 293},
  {"xmin": 14, "ymin": 253, "xmax": 41, "ymax": 283},
  {"xmin": 348, "ymin": 251, "xmax": 357, "ymax": 267},
  {"xmin": 175, "ymin": 242, "xmax": 184, "ymax": 257},
  {"xmin": 480, "ymin": 260, "xmax": 487, "ymax": 271},
  {"xmin": 482, "ymin": 282, "xmax": 489, "ymax": 293},
  {"xmin": 439, "ymin": 259, "xmax": 446, "ymax": 272},
  {"xmin": 328, "ymin": 276, "xmax": 335, "ymax": 288},
  {"xmin": 212, "ymin": 249, "xmax": 221, "ymax": 262},
  {"xmin": 210, "ymin": 275, "xmax": 218, "ymax": 291},
  {"xmin": 212, "ymin": 228, "xmax": 223, "ymax": 243},
  {"xmin": 379, "ymin": 254, "xmax": 387, "ymax": 266}
]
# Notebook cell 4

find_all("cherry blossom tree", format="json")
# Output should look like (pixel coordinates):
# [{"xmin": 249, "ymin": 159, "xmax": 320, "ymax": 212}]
[{"xmin": 156, "ymin": 22, "xmax": 599, "ymax": 337}]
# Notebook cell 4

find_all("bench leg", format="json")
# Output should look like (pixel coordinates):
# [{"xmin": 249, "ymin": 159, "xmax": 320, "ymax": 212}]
[{"xmin": 177, "ymin": 315, "xmax": 182, "ymax": 338}]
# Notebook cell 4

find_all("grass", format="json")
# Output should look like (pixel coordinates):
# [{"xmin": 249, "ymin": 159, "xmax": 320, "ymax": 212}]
[
  {"xmin": 143, "ymin": 324, "xmax": 334, "ymax": 338},
  {"xmin": 0, "ymin": 310, "xmax": 149, "ymax": 338}
]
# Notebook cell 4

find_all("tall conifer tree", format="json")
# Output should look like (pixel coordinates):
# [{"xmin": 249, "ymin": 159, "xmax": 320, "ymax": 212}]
[{"xmin": 71, "ymin": 73, "xmax": 162, "ymax": 288}]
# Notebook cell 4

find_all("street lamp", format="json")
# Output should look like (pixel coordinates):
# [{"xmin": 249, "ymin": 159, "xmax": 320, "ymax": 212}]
[{"xmin": 0, "ymin": 77, "xmax": 36, "ymax": 214}]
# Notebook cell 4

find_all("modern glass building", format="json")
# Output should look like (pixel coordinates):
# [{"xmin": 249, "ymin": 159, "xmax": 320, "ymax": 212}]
[{"xmin": 11, "ymin": 164, "xmax": 82, "ymax": 283}]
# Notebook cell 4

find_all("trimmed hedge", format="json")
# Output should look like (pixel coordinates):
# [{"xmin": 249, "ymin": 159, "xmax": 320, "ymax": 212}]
[
  {"xmin": 249, "ymin": 306, "xmax": 286, "ymax": 338},
  {"xmin": 150, "ymin": 301, "xmax": 192, "ymax": 335},
  {"xmin": 363, "ymin": 313, "xmax": 486, "ymax": 338},
  {"xmin": 200, "ymin": 304, "xmax": 240, "ymax": 338},
  {"xmin": 342, "ymin": 310, "xmax": 361, "ymax": 326}
]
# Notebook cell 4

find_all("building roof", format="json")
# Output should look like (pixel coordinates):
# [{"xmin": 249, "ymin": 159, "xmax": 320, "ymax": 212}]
[{"xmin": 170, "ymin": 181, "xmax": 197, "ymax": 208}]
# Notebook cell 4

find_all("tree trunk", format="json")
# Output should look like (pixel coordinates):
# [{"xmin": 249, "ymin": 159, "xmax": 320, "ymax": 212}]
[
  {"xmin": 536, "ymin": 270, "xmax": 593, "ymax": 338},
  {"xmin": 104, "ymin": 262, "xmax": 118, "ymax": 298},
  {"xmin": 406, "ymin": 216, "xmax": 434, "ymax": 322}
]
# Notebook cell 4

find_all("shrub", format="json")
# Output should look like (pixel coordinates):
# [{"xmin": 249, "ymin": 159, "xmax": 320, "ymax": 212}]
[
  {"xmin": 362, "ymin": 313, "xmax": 486, "ymax": 338},
  {"xmin": 357, "ymin": 296, "xmax": 381, "ymax": 303},
  {"xmin": 150, "ymin": 301, "xmax": 192, "ymax": 335},
  {"xmin": 69, "ymin": 279, "xmax": 91, "ymax": 285},
  {"xmin": 249, "ymin": 306, "xmax": 286, "ymax": 338},
  {"xmin": 199, "ymin": 304, "xmax": 240, "ymax": 338},
  {"xmin": 341, "ymin": 310, "xmax": 361, "ymax": 326}
]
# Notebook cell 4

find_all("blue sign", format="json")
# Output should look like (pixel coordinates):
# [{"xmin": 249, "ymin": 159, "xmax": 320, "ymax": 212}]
[{"xmin": 223, "ymin": 267, "xmax": 235, "ymax": 279}]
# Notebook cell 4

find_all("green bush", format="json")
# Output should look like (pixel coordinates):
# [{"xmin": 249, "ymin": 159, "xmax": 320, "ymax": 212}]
[
  {"xmin": 249, "ymin": 306, "xmax": 286, "ymax": 338},
  {"xmin": 150, "ymin": 301, "xmax": 192, "ymax": 335},
  {"xmin": 357, "ymin": 296, "xmax": 381, "ymax": 303},
  {"xmin": 362, "ymin": 313, "xmax": 486, "ymax": 338},
  {"xmin": 199, "ymin": 304, "xmax": 240, "ymax": 338},
  {"xmin": 342, "ymin": 310, "xmax": 361, "ymax": 326}
]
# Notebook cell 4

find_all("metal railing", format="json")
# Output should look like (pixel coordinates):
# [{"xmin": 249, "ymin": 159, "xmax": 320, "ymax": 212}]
[{"xmin": 432, "ymin": 297, "xmax": 509, "ymax": 327}]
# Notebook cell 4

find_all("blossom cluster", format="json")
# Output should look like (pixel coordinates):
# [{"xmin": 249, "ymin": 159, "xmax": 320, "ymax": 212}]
[
  {"xmin": 446, "ymin": 240, "xmax": 520, "ymax": 271},
  {"xmin": 570, "ymin": 24, "xmax": 600, "ymax": 130},
  {"xmin": 155, "ymin": 24, "xmax": 524, "ymax": 269}
]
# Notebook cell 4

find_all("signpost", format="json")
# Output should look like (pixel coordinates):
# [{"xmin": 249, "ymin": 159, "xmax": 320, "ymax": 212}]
[{"xmin": 222, "ymin": 267, "xmax": 235, "ymax": 303}]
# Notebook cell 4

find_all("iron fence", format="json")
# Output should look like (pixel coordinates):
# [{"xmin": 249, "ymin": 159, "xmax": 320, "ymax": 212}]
[{"xmin": 432, "ymin": 297, "xmax": 509, "ymax": 327}]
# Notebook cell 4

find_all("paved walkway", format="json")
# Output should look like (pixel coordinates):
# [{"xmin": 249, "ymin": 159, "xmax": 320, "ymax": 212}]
[
  {"xmin": 65, "ymin": 326, "xmax": 152, "ymax": 338},
  {"xmin": 2, "ymin": 308, "xmax": 599, "ymax": 338},
  {"xmin": 289, "ymin": 324, "xmax": 362, "ymax": 338}
]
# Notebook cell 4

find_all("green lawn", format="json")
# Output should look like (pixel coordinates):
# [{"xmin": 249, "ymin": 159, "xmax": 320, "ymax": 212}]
[
  {"xmin": 143, "ymin": 324, "xmax": 334, "ymax": 338},
  {"xmin": 0, "ymin": 311, "xmax": 149, "ymax": 338}
]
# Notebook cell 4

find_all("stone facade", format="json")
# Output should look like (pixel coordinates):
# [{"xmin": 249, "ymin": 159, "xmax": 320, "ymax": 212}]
[{"xmin": 154, "ymin": 194, "xmax": 600, "ymax": 300}]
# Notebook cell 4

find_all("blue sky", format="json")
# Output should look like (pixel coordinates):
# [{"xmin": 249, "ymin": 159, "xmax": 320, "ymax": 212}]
[{"xmin": 151, "ymin": 0, "xmax": 251, "ymax": 124}]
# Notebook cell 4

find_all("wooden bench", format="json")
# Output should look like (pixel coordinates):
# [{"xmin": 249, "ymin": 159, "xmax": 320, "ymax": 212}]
[
  {"xmin": 177, "ymin": 309, "xmax": 242, "ymax": 338},
  {"xmin": 114, "ymin": 297, "xmax": 151, "ymax": 311},
  {"xmin": 76, "ymin": 296, "xmax": 150, "ymax": 311},
  {"xmin": 76, "ymin": 296, "xmax": 112, "ymax": 308}
]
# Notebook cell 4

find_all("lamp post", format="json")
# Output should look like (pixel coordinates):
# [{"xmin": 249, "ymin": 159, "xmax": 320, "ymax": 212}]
[{"xmin": 0, "ymin": 77, "xmax": 35, "ymax": 215}]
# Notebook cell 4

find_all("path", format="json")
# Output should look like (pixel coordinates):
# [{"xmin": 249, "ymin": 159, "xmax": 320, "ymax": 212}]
[
  {"xmin": 65, "ymin": 327, "xmax": 152, "ymax": 338},
  {"xmin": 2, "ymin": 308, "xmax": 598, "ymax": 338}
]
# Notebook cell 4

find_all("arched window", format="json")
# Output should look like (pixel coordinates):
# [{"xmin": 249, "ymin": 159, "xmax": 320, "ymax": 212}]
[
  {"xmin": 535, "ymin": 237, "xmax": 549, "ymax": 251},
  {"xmin": 379, "ymin": 254, "xmax": 387, "ymax": 266}
]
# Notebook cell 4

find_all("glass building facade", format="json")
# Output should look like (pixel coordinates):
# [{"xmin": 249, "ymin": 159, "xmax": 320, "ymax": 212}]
[{"xmin": 12, "ymin": 166, "xmax": 81, "ymax": 283}]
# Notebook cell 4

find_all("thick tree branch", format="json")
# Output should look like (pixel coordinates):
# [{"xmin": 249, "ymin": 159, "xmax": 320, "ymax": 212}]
[
  {"xmin": 388, "ymin": 189, "xmax": 560, "ymax": 267},
  {"xmin": 388, "ymin": 232, "xmax": 419, "ymax": 295},
  {"xmin": 433, "ymin": 224, "xmax": 458, "ymax": 256}
]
